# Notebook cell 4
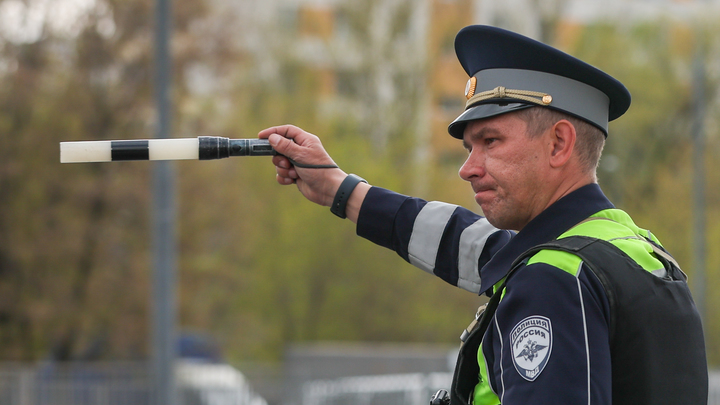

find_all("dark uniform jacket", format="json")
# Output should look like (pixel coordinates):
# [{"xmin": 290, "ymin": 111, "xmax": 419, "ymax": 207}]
[{"xmin": 356, "ymin": 183, "xmax": 707, "ymax": 404}]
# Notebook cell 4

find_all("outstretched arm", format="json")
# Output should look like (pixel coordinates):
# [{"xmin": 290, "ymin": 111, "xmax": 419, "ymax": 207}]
[
  {"xmin": 258, "ymin": 125, "xmax": 370, "ymax": 223},
  {"xmin": 259, "ymin": 124, "xmax": 512, "ymax": 293}
]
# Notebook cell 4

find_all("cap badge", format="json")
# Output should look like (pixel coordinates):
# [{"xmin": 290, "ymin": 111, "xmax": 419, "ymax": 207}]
[{"xmin": 464, "ymin": 77, "xmax": 477, "ymax": 99}]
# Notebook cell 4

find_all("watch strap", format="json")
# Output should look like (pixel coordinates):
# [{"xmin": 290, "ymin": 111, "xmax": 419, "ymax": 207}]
[{"xmin": 330, "ymin": 174, "xmax": 367, "ymax": 218}]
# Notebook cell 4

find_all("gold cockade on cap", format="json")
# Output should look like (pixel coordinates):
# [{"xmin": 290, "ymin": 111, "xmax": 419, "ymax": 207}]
[{"xmin": 464, "ymin": 77, "xmax": 477, "ymax": 99}]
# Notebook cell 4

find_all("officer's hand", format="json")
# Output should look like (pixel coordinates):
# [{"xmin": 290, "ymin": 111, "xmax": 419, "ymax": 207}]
[{"xmin": 258, "ymin": 125, "xmax": 348, "ymax": 207}]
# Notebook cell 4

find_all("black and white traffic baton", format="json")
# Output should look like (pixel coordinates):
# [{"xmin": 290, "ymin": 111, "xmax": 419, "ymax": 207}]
[{"xmin": 60, "ymin": 136, "xmax": 337, "ymax": 168}]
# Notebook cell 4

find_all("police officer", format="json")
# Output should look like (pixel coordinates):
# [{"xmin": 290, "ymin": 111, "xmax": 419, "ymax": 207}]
[{"xmin": 259, "ymin": 25, "xmax": 708, "ymax": 404}]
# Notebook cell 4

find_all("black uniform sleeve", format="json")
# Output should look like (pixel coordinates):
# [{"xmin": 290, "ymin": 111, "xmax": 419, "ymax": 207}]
[
  {"xmin": 356, "ymin": 186, "xmax": 512, "ymax": 293},
  {"xmin": 485, "ymin": 262, "xmax": 612, "ymax": 404}
]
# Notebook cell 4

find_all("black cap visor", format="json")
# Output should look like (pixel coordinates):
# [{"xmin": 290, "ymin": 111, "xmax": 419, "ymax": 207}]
[{"xmin": 448, "ymin": 102, "xmax": 533, "ymax": 139}]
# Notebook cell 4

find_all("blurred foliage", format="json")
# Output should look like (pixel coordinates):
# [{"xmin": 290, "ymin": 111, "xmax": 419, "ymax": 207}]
[
  {"xmin": 0, "ymin": 1, "xmax": 718, "ymax": 367},
  {"xmin": 571, "ymin": 21, "xmax": 720, "ymax": 363}
]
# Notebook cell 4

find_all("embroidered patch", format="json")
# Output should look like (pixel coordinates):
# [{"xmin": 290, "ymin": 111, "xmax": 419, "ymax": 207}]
[{"xmin": 510, "ymin": 315, "xmax": 552, "ymax": 381}]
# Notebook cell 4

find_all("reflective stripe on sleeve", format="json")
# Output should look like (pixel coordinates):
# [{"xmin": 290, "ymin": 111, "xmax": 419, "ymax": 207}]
[
  {"xmin": 457, "ymin": 218, "xmax": 497, "ymax": 293},
  {"xmin": 408, "ymin": 202, "xmax": 458, "ymax": 273}
]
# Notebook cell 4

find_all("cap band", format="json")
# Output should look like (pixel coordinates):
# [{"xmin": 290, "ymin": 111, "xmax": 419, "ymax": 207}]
[{"xmin": 466, "ymin": 68, "xmax": 610, "ymax": 133}]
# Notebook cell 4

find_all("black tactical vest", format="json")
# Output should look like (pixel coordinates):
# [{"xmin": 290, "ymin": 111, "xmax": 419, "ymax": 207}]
[{"xmin": 450, "ymin": 236, "xmax": 708, "ymax": 405}]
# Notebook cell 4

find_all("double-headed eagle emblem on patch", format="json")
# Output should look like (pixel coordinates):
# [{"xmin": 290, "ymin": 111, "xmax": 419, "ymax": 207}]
[{"xmin": 516, "ymin": 340, "xmax": 548, "ymax": 363}]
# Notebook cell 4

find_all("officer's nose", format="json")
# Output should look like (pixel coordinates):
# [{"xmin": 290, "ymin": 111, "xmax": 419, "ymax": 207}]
[{"xmin": 459, "ymin": 151, "xmax": 485, "ymax": 182}]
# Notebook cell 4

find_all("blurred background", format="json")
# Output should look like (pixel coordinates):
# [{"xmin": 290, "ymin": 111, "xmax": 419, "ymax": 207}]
[{"xmin": 0, "ymin": 0, "xmax": 719, "ymax": 404}]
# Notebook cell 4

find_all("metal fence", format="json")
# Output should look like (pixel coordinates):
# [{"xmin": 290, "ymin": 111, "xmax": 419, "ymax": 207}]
[
  {"xmin": 710, "ymin": 371, "xmax": 720, "ymax": 405},
  {"xmin": 303, "ymin": 370, "xmax": 720, "ymax": 405},
  {"xmin": 2, "ymin": 362, "xmax": 718, "ymax": 405},
  {"xmin": 0, "ymin": 361, "xmax": 267, "ymax": 405},
  {"xmin": 302, "ymin": 372, "xmax": 451, "ymax": 405}
]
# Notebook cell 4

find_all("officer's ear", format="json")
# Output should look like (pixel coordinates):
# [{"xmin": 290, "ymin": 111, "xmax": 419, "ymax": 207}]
[{"xmin": 548, "ymin": 119, "xmax": 576, "ymax": 169}]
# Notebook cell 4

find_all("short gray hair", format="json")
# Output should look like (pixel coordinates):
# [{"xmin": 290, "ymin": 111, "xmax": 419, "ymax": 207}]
[{"xmin": 515, "ymin": 107, "xmax": 605, "ymax": 174}]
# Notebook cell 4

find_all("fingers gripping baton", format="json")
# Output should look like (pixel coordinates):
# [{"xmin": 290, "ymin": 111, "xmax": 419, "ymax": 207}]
[{"xmin": 60, "ymin": 136, "xmax": 276, "ymax": 163}]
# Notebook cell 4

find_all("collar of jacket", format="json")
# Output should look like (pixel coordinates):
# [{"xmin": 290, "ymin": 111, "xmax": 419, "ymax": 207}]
[{"xmin": 478, "ymin": 183, "xmax": 614, "ymax": 295}]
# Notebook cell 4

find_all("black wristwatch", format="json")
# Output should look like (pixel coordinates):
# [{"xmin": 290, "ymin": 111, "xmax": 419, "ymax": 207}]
[{"xmin": 330, "ymin": 174, "xmax": 368, "ymax": 219}]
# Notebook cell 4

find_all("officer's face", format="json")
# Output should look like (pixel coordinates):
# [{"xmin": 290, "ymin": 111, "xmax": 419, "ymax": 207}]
[{"xmin": 459, "ymin": 113, "xmax": 551, "ymax": 231}]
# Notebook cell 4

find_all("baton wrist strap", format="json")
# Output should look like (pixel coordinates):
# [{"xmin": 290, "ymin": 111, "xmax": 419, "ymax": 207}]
[{"xmin": 330, "ymin": 174, "xmax": 367, "ymax": 219}]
